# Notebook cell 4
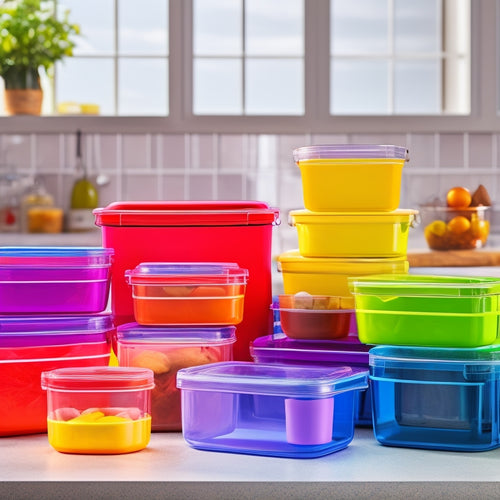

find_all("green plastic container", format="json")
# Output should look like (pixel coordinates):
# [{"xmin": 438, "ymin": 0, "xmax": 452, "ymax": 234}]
[{"xmin": 349, "ymin": 274, "xmax": 500, "ymax": 347}]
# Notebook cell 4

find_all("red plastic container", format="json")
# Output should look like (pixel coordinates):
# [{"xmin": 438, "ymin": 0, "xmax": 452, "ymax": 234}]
[{"xmin": 94, "ymin": 201, "xmax": 280, "ymax": 361}]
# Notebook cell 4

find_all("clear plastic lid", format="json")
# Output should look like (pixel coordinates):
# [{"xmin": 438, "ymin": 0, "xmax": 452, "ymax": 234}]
[
  {"xmin": 125, "ymin": 262, "xmax": 249, "ymax": 284},
  {"xmin": 349, "ymin": 274, "xmax": 500, "ymax": 297},
  {"xmin": 41, "ymin": 366, "xmax": 155, "ymax": 391},
  {"xmin": 0, "ymin": 247, "xmax": 114, "ymax": 267},
  {"xmin": 293, "ymin": 144, "xmax": 409, "ymax": 162},
  {"xmin": 370, "ymin": 344, "xmax": 500, "ymax": 365},
  {"xmin": 177, "ymin": 361, "xmax": 368, "ymax": 398},
  {"xmin": 0, "ymin": 314, "xmax": 113, "ymax": 347},
  {"xmin": 117, "ymin": 322, "xmax": 236, "ymax": 344}
]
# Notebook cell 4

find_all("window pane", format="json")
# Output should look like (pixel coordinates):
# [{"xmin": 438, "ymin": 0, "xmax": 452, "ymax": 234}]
[
  {"xmin": 246, "ymin": 59, "xmax": 303, "ymax": 115},
  {"xmin": 246, "ymin": 0, "xmax": 303, "ymax": 56},
  {"xmin": 119, "ymin": 0, "xmax": 168, "ymax": 55},
  {"xmin": 331, "ymin": 59, "xmax": 389, "ymax": 114},
  {"xmin": 394, "ymin": 0, "xmax": 441, "ymax": 53},
  {"xmin": 331, "ymin": 0, "xmax": 389, "ymax": 54},
  {"xmin": 194, "ymin": 59, "xmax": 242, "ymax": 114},
  {"xmin": 59, "ymin": 0, "xmax": 114, "ymax": 55},
  {"xmin": 118, "ymin": 59, "xmax": 168, "ymax": 115},
  {"xmin": 56, "ymin": 59, "xmax": 115, "ymax": 115},
  {"xmin": 194, "ymin": 0, "xmax": 242, "ymax": 56},
  {"xmin": 395, "ymin": 60, "xmax": 441, "ymax": 114}
]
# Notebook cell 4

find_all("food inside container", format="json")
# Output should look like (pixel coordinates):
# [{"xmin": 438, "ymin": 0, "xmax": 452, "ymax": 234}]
[
  {"xmin": 41, "ymin": 366, "xmax": 154, "ymax": 454},
  {"xmin": 176, "ymin": 361, "xmax": 368, "ymax": 458},
  {"xmin": 275, "ymin": 293, "xmax": 354, "ymax": 340},
  {"xmin": 125, "ymin": 262, "xmax": 248, "ymax": 325},
  {"xmin": 116, "ymin": 323, "xmax": 235, "ymax": 431}
]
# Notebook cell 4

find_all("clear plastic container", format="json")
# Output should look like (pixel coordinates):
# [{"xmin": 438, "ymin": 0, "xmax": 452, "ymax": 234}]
[
  {"xmin": 250, "ymin": 333, "xmax": 372, "ymax": 426},
  {"xmin": 0, "ymin": 314, "xmax": 113, "ymax": 436},
  {"xmin": 41, "ymin": 366, "xmax": 154, "ymax": 454},
  {"xmin": 125, "ymin": 262, "xmax": 248, "ymax": 326},
  {"xmin": 370, "ymin": 344, "xmax": 500, "ymax": 451},
  {"xmin": 177, "ymin": 361, "xmax": 368, "ymax": 458},
  {"xmin": 116, "ymin": 323, "xmax": 236, "ymax": 431},
  {"xmin": 349, "ymin": 274, "xmax": 500, "ymax": 347},
  {"xmin": 293, "ymin": 144, "xmax": 408, "ymax": 212},
  {"xmin": 289, "ymin": 209, "xmax": 418, "ymax": 258},
  {"xmin": 0, "ymin": 246, "xmax": 113, "ymax": 314}
]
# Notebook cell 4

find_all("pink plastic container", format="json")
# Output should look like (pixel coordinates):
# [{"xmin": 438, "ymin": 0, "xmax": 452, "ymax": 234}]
[{"xmin": 94, "ymin": 201, "xmax": 279, "ymax": 361}]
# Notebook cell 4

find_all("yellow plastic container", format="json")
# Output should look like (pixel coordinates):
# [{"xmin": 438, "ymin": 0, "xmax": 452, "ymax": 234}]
[
  {"xmin": 41, "ymin": 366, "xmax": 154, "ymax": 454},
  {"xmin": 289, "ymin": 209, "xmax": 419, "ymax": 258},
  {"xmin": 277, "ymin": 250, "xmax": 409, "ymax": 308},
  {"xmin": 293, "ymin": 145, "xmax": 408, "ymax": 212}
]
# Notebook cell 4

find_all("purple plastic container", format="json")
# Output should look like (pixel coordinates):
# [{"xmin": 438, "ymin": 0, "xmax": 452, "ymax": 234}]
[
  {"xmin": 0, "ymin": 314, "xmax": 114, "ymax": 347},
  {"xmin": 250, "ymin": 333, "xmax": 373, "ymax": 426},
  {"xmin": 0, "ymin": 247, "xmax": 113, "ymax": 314},
  {"xmin": 177, "ymin": 361, "xmax": 368, "ymax": 458}
]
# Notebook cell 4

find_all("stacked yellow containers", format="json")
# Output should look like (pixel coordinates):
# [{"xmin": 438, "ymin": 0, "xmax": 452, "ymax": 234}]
[{"xmin": 277, "ymin": 144, "xmax": 418, "ymax": 325}]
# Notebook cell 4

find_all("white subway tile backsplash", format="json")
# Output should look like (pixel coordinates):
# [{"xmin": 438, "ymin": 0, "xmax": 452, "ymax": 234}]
[{"xmin": 2, "ymin": 130, "xmax": 500, "ymax": 255}]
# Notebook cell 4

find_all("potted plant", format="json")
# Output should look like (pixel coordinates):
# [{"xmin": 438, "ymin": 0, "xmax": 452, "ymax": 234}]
[{"xmin": 0, "ymin": 0, "xmax": 80, "ymax": 115}]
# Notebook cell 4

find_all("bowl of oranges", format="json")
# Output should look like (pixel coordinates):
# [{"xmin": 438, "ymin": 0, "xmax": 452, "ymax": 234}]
[{"xmin": 421, "ymin": 185, "xmax": 491, "ymax": 251}]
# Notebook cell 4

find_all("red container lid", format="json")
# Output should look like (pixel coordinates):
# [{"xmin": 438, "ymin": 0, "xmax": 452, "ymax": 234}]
[
  {"xmin": 93, "ymin": 201, "xmax": 280, "ymax": 227},
  {"xmin": 41, "ymin": 366, "xmax": 155, "ymax": 391}
]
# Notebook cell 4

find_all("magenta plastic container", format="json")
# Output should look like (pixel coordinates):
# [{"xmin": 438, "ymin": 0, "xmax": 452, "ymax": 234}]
[{"xmin": 0, "ymin": 247, "xmax": 113, "ymax": 314}]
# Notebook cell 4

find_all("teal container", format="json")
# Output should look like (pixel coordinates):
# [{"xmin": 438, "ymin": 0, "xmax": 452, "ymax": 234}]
[{"xmin": 349, "ymin": 274, "xmax": 500, "ymax": 347}]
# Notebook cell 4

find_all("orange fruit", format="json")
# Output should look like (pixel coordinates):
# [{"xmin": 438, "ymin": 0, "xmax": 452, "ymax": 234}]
[
  {"xmin": 446, "ymin": 187, "xmax": 471, "ymax": 208},
  {"xmin": 447, "ymin": 215, "xmax": 470, "ymax": 234}
]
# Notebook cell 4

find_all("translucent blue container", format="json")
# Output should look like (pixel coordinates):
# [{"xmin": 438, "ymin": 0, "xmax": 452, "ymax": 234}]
[
  {"xmin": 370, "ymin": 344, "xmax": 500, "ymax": 451},
  {"xmin": 177, "ymin": 361, "xmax": 368, "ymax": 458}
]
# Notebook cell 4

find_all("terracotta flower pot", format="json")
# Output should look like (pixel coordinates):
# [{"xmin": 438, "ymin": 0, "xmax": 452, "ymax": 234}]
[{"xmin": 4, "ymin": 89, "xmax": 43, "ymax": 115}]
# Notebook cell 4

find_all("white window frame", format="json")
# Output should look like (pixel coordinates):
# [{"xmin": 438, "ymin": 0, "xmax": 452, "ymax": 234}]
[{"xmin": 0, "ymin": 0, "xmax": 497, "ymax": 134}]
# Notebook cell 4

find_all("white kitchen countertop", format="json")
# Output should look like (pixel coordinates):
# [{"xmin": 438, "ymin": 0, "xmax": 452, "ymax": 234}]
[{"xmin": 2, "ymin": 428, "xmax": 500, "ymax": 499}]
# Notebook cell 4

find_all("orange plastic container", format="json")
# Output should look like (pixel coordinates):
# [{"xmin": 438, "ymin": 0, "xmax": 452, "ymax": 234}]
[
  {"xmin": 125, "ymin": 262, "xmax": 248, "ymax": 325},
  {"xmin": 94, "ymin": 201, "xmax": 279, "ymax": 361}
]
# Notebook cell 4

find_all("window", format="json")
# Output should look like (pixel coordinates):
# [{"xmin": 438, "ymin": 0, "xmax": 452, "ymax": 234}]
[
  {"xmin": 54, "ymin": 0, "xmax": 168, "ymax": 116},
  {"xmin": 1, "ymin": 0, "xmax": 495, "ymax": 134}
]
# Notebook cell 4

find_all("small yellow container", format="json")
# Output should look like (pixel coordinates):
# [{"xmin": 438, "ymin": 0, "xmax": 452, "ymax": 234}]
[
  {"xmin": 289, "ymin": 209, "xmax": 419, "ymax": 258},
  {"xmin": 41, "ymin": 366, "xmax": 154, "ymax": 454},
  {"xmin": 293, "ymin": 144, "xmax": 408, "ymax": 212},
  {"xmin": 277, "ymin": 250, "xmax": 409, "ymax": 308}
]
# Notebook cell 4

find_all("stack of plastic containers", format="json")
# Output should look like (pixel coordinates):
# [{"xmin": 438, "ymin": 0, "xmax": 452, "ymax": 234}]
[
  {"xmin": 349, "ymin": 273, "xmax": 500, "ymax": 451},
  {"xmin": 253, "ymin": 145, "xmax": 416, "ymax": 427},
  {"xmin": 0, "ymin": 246, "xmax": 114, "ymax": 436},
  {"xmin": 115, "ymin": 262, "xmax": 247, "ymax": 431}
]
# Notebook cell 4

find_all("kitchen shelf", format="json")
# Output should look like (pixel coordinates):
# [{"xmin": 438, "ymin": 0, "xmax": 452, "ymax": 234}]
[
  {"xmin": 0, "ymin": 230, "xmax": 102, "ymax": 246},
  {"xmin": 1, "ymin": 428, "xmax": 499, "ymax": 499}
]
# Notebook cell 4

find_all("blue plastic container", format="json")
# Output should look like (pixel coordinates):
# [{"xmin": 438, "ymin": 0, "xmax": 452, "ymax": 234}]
[
  {"xmin": 250, "ymin": 333, "xmax": 372, "ymax": 426},
  {"xmin": 370, "ymin": 344, "xmax": 500, "ymax": 451},
  {"xmin": 177, "ymin": 361, "xmax": 368, "ymax": 458}
]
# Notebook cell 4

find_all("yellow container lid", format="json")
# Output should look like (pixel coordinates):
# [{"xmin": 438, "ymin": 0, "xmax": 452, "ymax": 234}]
[
  {"xmin": 289, "ymin": 208, "xmax": 419, "ymax": 225},
  {"xmin": 277, "ymin": 250, "xmax": 409, "ymax": 275}
]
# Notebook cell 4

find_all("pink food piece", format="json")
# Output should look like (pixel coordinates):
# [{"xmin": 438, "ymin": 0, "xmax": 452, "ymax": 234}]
[
  {"xmin": 81, "ymin": 407, "xmax": 102, "ymax": 415},
  {"xmin": 115, "ymin": 408, "xmax": 142, "ymax": 420},
  {"xmin": 54, "ymin": 407, "xmax": 81, "ymax": 421}
]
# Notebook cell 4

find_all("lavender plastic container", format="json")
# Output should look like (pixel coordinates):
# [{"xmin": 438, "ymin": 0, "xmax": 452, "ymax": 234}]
[
  {"xmin": 250, "ymin": 333, "xmax": 372, "ymax": 426},
  {"xmin": 177, "ymin": 361, "xmax": 368, "ymax": 458},
  {"xmin": 0, "ymin": 247, "xmax": 113, "ymax": 314}
]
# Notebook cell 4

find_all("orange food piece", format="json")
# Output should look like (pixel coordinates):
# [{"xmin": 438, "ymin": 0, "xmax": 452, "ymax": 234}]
[
  {"xmin": 447, "ymin": 215, "xmax": 470, "ymax": 234},
  {"xmin": 446, "ymin": 187, "xmax": 471, "ymax": 208}
]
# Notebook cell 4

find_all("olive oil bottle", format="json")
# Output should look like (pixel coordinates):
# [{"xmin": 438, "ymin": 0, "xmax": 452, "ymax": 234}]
[{"xmin": 68, "ymin": 130, "xmax": 98, "ymax": 232}]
